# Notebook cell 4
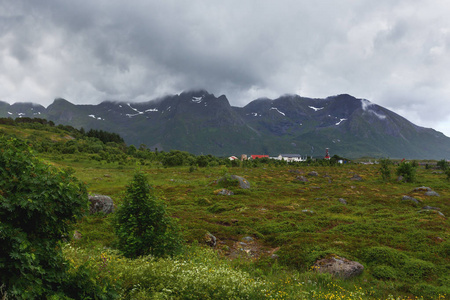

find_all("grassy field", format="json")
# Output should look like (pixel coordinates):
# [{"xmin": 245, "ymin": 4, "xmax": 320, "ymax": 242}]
[
  {"xmin": 49, "ymin": 154, "xmax": 449, "ymax": 299},
  {"xmin": 1, "ymin": 121, "xmax": 448, "ymax": 299}
]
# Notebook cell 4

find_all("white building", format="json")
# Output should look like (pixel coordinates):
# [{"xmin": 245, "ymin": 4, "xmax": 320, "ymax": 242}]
[{"xmin": 277, "ymin": 154, "xmax": 305, "ymax": 162}]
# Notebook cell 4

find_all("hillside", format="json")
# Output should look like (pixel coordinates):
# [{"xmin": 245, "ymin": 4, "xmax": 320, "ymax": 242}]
[{"xmin": 1, "ymin": 90, "xmax": 450, "ymax": 159}]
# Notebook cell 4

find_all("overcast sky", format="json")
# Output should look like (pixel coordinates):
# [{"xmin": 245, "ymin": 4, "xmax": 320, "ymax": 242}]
[{"xmin": 1, "ymin": 0, "xmax": 450, "ymax": 136}]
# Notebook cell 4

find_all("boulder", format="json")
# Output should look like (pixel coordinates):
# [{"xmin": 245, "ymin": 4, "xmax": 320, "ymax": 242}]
[
  {"xmin": 214, "ymin": 189, "xmax": 234, "ymax": 196},
  {"xmin": 313, "ymin": 255, "xmax": 364, "ymax": 279},
  {"xmin": 338, "ymin": 198, "xmax": 347, "ymax": 205},
  {"xmin": 422, "ymin": 205, "xmax": 440, "ymax": 211},
  {"xmin": 308, "ymin": 171, "xmax": 319, "ymax": 177},
  {"xmin": 350, "ymin": 174, "xmax": 363, "ymax": 181},
  {"xmin": 230, "ymin": 175, "xmax": 251, "ymax": 189},
  {"xmin": 242, "ymin": 236, "xmax": 254, "ymax": 242},
  {"xmin": 204, "ymin": 232, "xmax": 217, "ymax": 247},
  {"xmin": 424, "ymin": 191, "xmax": 440, "ymax": 197},
  {"xmin": 295, "ymin": 176, "xmax": 309, "ymax": 182},
  {"xmin": 402, "ymin": 195, "xmax": 420, "ymax": 204},
  {"xmin": 414, "ymin": 186, "xmax": 432, "ymax": 192},
  {"xmin": 88, "ymin": 194, "xmax": 114, "ymax": 214}
]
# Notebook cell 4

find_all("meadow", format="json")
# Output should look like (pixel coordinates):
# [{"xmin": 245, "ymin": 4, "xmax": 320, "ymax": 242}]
[
  {"xmin": 52, "ymin": 153, "xmax": 449, "ymax": 299},
  {"xmin": 1, "ymin": 120, "xmax": 449, "ymax": 299}
]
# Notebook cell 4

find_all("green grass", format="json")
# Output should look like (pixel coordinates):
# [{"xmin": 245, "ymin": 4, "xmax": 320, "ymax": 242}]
[
  {"xmin": 49, "ymin": 156, "xmax": 450, "ymax": 299},
  {"xmin": 2, "ymin": 124, "xmax": 448, "ymax": 298}
]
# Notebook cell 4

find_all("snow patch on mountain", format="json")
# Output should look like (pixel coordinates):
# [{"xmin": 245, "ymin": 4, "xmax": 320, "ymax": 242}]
[
  {"xmin": 126, "ymin": 103, "xmax": 144, "ymax": 117},
  {"xmin": 7, "ymin": 112, "xmax": 12, "ymax": 115},
  {"xmin": 88, "ymin": 114, "xmax": 104, "ymax": 120},
  {"xmin": 145, "ymin": 108, "xmax": 158, "ymax": 112},
  {"xmin": 192, "ymin": 96, "xmax": 203, "ymax": 103},
  {"xmin": 247, "ymin": 112, "xmax": 261, "ymax": 117},
  {"xmin": 309, "ymin": 106, "xmax": 324, "ymax": 111},
  {"xmin": 270, "ymin": 107, "xmax": 285, "ymax": 116},
  {"xmin": 335, "ymin": 118, "xmax": 347, "ymax": 125}
]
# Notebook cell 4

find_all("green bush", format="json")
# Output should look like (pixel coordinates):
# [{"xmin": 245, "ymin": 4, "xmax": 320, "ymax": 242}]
[
  {"xmin": 372, "ymin": 265, "xmax": 398, "ymax": 280},
  {"xmin": 396, "ymin": 161, "xmax": 417, "ymax": 182},
  {"xmin": 0, "ymin": 138, "xmax": 90, "ymax": 298},
  {"xmin": 362, "ymin": 246, "xmax": 407, "ymax": 268},
  {"xmin": 115, "ymin": 172, "xmax": 183, "ymax": 258}
]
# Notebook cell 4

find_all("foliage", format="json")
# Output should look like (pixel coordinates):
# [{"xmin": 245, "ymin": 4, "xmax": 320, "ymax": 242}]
[
  {"xmin": 64, "ymin": 245, "xmax": 378, "ymax": 300},
  {"xmin": 379, "ymin": 158, "xmax": 392, "ymax": 181},
  {"xmin": 115, "ymin": 172, "xmax": 183, "ymax": 258},
  {"xmin": 396, "ymin": 161, "xmax": 417, "ymax": 182},
  {"xmin": 0, "ymin": 137, "xmax": 90, "ymax": 298},
  {"xmin": 86, "ymin": 128, "xmax": 124, "ymax": 144}
]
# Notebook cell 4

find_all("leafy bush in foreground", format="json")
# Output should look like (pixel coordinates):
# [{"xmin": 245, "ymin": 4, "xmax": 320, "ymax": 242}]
[
  {"xmin": 115, "ymin": 172, "xmax": 183, "ymax": 258},
  {"xmin": 0, "ymin": 138, "xmax": 89, "ymax": 298}
]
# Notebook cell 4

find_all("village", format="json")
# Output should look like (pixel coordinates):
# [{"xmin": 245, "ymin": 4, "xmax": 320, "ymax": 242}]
[{"xmin": 228, "ymin": 148, "xmax": 341, "ymax": 163}]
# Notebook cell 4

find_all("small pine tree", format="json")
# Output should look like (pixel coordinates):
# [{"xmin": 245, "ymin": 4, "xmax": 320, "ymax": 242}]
[
  {"xmin": 379, "ymin": 158, "xmax": 392, "ymax": 182},
  {"xmin": 115, "ymin": 172, "xmax": 183, "ymax": 258}
]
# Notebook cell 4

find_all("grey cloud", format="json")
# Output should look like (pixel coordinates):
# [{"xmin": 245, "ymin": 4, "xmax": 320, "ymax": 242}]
[{"xmin": 1, "ymin": 0, "xmax": 450, "ymax": 135}]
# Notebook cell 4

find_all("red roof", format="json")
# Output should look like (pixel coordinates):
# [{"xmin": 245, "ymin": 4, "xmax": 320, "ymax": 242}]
[{"xmin": 251, "ymin": 155, "xmax": 269, "ymax": 159}]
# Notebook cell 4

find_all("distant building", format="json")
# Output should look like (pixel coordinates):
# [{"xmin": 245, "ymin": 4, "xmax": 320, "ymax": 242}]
[
  {"xmin": 324, "ymin": 148, "xmax": 330, "ymax": 160},
  {"xmin": 250, "ymin": 155, "xmax": 269, "ymax": 160},
  {"xmin": 241, "ymin": 154, "xmax": 248, "ymax": 161},
  {"xmin": 228, "ymin": 156, "xmax": 238, "ymax": 161},
  {"xmin": 277, "ymin": 154, "xmax": 305, "ymax": 162}
]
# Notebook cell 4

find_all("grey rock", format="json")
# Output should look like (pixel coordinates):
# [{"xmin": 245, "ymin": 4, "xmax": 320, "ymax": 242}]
[
  {"xmin": 338, "ymin": 198, "xmax": 347, "ymax": 205},
  {"xmin": 422, "ymin": 205, "xmax": 440, "ymax": 210},
  {"xmin": 216, "ymin": 189, "xmax": 234, "ymax": 196},
  {"xmin": 230, "ymin": 175, "xmax": 251, "ymax": 189},
  {"xmin": 295, "ymin": 176, "xmax": 309, "ymax": 182},
  {"xmin": 88, "ymin": 194, "xmax": 114, "ymax": 214},
  {"xmin": 424, "ymin": 191, "xmax": 440, "ymax": 197},
  {"xmin": 302, "ymin": 209, "xmax": 314, "ymax": 214},
  {"xmin": 308, "ymin": 171, "xmax": 319, "ymax": 177},
  {"xmin": 397, "ymin": 175, "xmax": 405, "ymax": 182},
  {"xmin": 414, "ymin": 186, "xmax": 432, "ymax": 192},
  {"xmin": 271, "ymin": 254, "xmax": 279, "ymax": 260},
  {"xmin": 402, "ymin": 195, "xmax": 420, "ymax": 204},
  {"xmin": 313, "ymin": 255, "xmax": 364, "ymax": 279},
  {"xmin": 350, "ymin": 174, "xmax": 363, "ymax": 181},
  {"xmin": 204, "ymin": 232, "xmax": 217, "ymax": 247},
  {"xmin": 242, "ymin": 236, "xmax": 254, "ymax": 242}
]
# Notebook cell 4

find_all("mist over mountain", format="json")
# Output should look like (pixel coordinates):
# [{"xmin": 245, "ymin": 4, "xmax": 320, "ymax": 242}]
[{"xmin": 1, "ymin": 90, "xmax": 449, "ymax": 159}]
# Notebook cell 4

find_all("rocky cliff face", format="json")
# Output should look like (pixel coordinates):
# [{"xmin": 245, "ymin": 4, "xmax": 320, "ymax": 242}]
[{"xmin": 1, "ymin": 91, "xmax": 449, "ymax": 159}]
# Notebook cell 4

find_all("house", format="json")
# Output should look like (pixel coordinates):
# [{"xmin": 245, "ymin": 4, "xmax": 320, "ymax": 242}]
[
  {"xmin": 228, "ymin": 156, "xmax": 238, "ymax": 161},
  {"xmin": 277, "ymin": 154, "xmax": 305, "ymax": 162},
  {"xmin": 250, "ymin": 155, "xmax": 269, "ymax": 160}
]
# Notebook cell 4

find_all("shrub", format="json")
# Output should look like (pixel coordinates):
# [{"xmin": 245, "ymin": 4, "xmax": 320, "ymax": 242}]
[
  {"xmin": 115, "ymin": 172, "xmax": 183, "ymax": 258},
  {"xmin": 0, "ymin": 137, "xmax": 89, "ymax": 298},
  {"xmin": 396, "ymin": 161, "xmax": 417, "ymax": 182},
  {"xmin": 437, "ymin": 159, "xmax": 449, "ymax": 170},
  {"xmin": 379, "ymin": 158, "xmax": 392, "ymax": 181},
  {"xmin": 372, "ymin": 265, "xmax": 398, "ymax": 280}
]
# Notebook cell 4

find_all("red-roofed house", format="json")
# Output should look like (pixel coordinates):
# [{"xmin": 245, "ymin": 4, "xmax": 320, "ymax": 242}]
[{"xmin": 250, "ymin": 155, "xmax": 269, "ymax": 160}]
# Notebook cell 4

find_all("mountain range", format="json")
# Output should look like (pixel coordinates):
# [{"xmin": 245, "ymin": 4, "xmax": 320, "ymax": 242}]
[{"xmin": 1, "ymin": 90, "xmax": 449, "ymax": 159}]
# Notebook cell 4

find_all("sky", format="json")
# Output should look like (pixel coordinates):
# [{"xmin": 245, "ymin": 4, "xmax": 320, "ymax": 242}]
[{"xmin": 1, "ymin": 0, "xmax": 450, "ymax": 136}]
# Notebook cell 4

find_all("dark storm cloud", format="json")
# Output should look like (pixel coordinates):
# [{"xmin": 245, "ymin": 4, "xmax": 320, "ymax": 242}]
[{"xmin": 1, "ymin": 0, "xmax": 450, "ymax": 135}]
